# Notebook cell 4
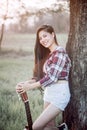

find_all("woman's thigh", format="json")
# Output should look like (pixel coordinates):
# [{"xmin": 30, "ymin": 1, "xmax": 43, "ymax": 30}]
[
  {"xmin": 32, "ymin": 104, "xmax": 62, "ymax": 130},
  {"xmin": 44, "ymin": 101, "xmax": 50, "ymax": 109}
]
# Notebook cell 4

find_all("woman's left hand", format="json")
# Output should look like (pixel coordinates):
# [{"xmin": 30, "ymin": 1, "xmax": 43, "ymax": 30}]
[{"xmin": 16, "ymin": 81, "xmax": 31, "ymax": 93}]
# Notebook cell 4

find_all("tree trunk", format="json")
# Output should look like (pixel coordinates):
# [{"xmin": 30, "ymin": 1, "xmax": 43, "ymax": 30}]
[
  {"xmin": 0, "ymin": 0, "xmax": 8, "ymax": 51},
  {"xmin": 0, "ymin": 23, "xmax": 5, "ymax": 51},
  {"xmin": 64, "ymin": 0, "xmax": 87, "ymax": 130}
]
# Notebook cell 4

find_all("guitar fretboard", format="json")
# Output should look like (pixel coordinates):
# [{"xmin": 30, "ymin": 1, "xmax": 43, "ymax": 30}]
[{"xmin": 25, "ymin": 101, "xmax": 33, "ymax": 130}]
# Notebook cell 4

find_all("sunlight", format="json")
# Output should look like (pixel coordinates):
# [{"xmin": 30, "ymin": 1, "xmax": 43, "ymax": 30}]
[
  {"xmin": 23, "ymin": 0, "xmax": 57, "ymax": 8},
  {"xmin": 0, "ymin": 0, "xmax": 68, "ymax": 26},
  {"xmin": 0, "ymin": 0, "xmax": 57, "ymax": 25},
  {"xmin": 0, "ymin": 0, "xmax": 58, "ymax": 20}
]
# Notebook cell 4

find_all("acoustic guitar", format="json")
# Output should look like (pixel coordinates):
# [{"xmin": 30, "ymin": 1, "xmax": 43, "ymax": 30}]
[{"xmin": 20, "ymin": 92, "xmax": 33, "ymax": 130}]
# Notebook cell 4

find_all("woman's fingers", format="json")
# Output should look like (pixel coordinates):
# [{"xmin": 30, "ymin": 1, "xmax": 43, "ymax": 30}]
[
  {"xmin": 16, "ymin": 80, "xmax": 31, "ymax": 93},
  {"xmin": 16, "ymin": 83, "xmax": 25, "ymax": 93}
]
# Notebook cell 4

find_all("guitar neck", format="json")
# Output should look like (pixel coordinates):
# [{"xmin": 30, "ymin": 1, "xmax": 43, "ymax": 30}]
[{"xmin": 24, "ymin": 101, "xmax": 33, "ymax": 130}]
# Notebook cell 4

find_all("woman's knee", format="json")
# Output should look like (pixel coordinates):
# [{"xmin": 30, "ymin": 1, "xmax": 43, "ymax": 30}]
[{"xmin": 32, "ymin": 122, "xmax": 44, "ymax": 130}]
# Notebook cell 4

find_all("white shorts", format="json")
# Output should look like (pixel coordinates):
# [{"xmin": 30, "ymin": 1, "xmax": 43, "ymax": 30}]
[{"xmin": 43, "ymin": 81, "xmax": 71, "ymax": 111}]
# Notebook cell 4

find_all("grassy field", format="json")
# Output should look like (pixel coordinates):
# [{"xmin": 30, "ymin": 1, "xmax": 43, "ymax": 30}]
[
  {"xmin": 0, "ymin": 33, "xmax": 68, "ymax": 130},
  {"xmin": 2, "ymin": 33, "xmax": 68, "ymax": 50},
  {"xmin": 0, "ymin": 56, "xmax": 43, "ymax": 130}
]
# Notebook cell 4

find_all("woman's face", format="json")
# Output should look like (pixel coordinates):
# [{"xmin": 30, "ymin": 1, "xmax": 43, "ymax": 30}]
[{"xmin": 39, "ymin": 30, "xmax": 55, "ymax": 49}]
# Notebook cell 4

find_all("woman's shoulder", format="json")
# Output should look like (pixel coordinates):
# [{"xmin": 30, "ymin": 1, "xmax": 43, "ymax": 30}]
[
  {"xmin": 48, "ymin": 46, "xmax": 66, "ymax": 59},
  {"xmin": 54, "ymin": 46, "xmax": 66, "ymax": 54}
]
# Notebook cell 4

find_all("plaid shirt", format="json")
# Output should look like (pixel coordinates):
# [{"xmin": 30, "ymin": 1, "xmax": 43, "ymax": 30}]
[{"xmin": 40, "ymin": 46, "xmax": 71, "ymax": 87}]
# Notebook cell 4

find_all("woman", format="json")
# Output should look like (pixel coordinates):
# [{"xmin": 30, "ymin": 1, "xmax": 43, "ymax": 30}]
[{"xmin": 16, "ymin": 25, "xmax": 71, "ymax": 130}]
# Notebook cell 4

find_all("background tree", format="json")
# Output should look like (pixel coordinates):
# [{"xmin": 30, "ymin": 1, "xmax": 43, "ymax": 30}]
[
  {"xmin": 0, "ymin": 0, "xmax": 8, "ymax": 51},
  {"xmin": 64, "ymin": 0, "xmax": 87, "ymax": 130},
  {"xmin": 0, "ymin": 0, "xmax": 69, "ymax": 50}
]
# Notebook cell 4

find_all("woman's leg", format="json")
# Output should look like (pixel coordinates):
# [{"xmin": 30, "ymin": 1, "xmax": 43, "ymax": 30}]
[
  {"xmin": 32, "ymin": 103, "xmax": 62, "ymax": 130},
  {"xmin": 44, "ymin": 101, "xmax": 50, "ymax": 109},
  {"xmin": 44, "ymin": 101, "xmax": 56, "ymax": 127}
]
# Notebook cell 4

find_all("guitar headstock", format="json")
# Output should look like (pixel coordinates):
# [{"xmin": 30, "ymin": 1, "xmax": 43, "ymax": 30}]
[{"xmin": 20, "ymin": 92, "xmax": 28, "ymax": 103}]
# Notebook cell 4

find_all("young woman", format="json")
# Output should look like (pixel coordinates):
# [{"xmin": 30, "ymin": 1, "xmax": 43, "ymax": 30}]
[{"xmin": 16, "ymin": 25, "xmax": 71, "ymax": 130}]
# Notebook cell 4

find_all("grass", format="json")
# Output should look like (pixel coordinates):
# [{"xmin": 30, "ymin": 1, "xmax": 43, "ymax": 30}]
[
  {"xmin": 0, "ymin": 33, "xmax": 68, "ymax": 130},
  {"xmin": 0, "ymin": 57, "xmax": 43, "ymax": 130},
  {"xmin": 2, "ymin": 33, "xmax": 68, "ymax": 51},
  {"xmin": 2, "ymin": 33, "xmax": 35, "ymax": 52}
]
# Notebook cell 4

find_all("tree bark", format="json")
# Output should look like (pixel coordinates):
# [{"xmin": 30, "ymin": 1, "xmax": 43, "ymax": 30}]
[{"xmin": 64, "ymin": 0, "xmax": 87, "ymax": 130}]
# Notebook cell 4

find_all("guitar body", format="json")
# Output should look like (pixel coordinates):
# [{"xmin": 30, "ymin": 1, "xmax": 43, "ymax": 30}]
[
  {"xmin": 24, "ymin": 125, "xmax": 29, "ymax": 130},
  {"xmin": 20, "ymin": 92, "xmax": 33, "ymax": 130}
]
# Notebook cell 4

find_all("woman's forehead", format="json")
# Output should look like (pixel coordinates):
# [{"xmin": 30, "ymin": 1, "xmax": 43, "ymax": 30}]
[{"xmin": 39, "ymin": 30, "xmax": 49, "ymax": 36}]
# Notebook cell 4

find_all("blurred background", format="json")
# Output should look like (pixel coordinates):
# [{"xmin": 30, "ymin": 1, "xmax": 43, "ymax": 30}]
[{"xmin": 0, "ymin": 0, "xmax": 70, "ymax": 130}]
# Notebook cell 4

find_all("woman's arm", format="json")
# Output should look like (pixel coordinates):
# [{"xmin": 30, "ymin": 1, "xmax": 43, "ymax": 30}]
[{"xmin": 16, "ymin": 81, "xmax": 41, "ymax": 93}]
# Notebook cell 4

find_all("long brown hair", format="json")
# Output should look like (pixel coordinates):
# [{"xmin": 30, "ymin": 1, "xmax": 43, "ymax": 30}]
[{"xmin": 33, "ymin": 25, "xmax": 58, "ymax": 80}]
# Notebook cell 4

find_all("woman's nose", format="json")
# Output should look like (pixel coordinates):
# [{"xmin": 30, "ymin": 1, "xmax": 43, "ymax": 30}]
[{"xmin": 40, "ymin": 38, "xmax": 45, "ymax": 43}]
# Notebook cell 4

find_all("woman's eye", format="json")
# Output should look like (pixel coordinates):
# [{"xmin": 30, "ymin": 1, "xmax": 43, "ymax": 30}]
[
  {"xmin": 43, "ymin": 34, "xmax": 47, "ymax": 38},
  {"xmin": 39, "ymin": 35, "xmax": 47, "ymax": 41}
]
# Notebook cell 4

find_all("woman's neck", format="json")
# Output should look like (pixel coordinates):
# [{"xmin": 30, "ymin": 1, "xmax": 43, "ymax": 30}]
[{"xmin": 49, "ymin": 43, "xmax": 58, "ymax": 53}]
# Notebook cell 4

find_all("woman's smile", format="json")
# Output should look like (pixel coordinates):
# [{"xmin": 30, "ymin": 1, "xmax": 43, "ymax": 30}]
[{"xmin": 42, "ymin": 40, "xmax": 49, "ymax": 47}]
